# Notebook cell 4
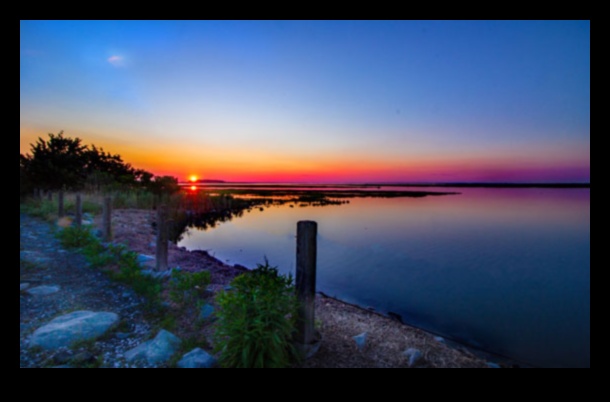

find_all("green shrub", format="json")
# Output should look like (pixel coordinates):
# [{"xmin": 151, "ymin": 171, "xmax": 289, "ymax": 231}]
[
  {"xmin": 56, "ymin": 226, "xmax": 96, "ymax": 249},
  {"xmin": 20, "ymin": 199, "xmax": 56, "ymax": 220},
  {"xmin": 83, "ymin": 241, "xmax": 116, "ymax": 268},
  {"xmin": 112, "ymin": 248, "xmax": 161, "ymax": 299},
  {"xmin": 169, "ymin": 269, "xmax": 211, "ymax": 305},
  {"xmin": 214, "ymin": 260, "xmax": 298, "ymax": 368}
]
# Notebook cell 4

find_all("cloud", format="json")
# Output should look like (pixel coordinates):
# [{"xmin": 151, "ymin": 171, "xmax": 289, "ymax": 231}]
[{"xmin": 107, "ymin": 55, "xmax": 124, "ymax": 66}]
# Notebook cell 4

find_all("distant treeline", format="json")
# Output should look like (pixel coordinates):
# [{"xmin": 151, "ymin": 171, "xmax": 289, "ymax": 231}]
[
  {"xmin": 361, "ymin": 183, "xmax": 591, "ymax": 188},
  {"xmin": 20, "ymin": 131, "xmax": 180, "ymax": 198}
]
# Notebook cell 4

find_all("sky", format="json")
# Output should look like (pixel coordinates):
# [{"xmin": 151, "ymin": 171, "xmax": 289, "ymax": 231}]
[{"xmin": 20, "ymin": 20, "xmax": 590, "ymax": 183}]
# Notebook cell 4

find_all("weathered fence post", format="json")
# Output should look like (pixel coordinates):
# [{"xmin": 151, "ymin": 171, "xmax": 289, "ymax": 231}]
[
  {"xmin": 156, "ymin": 204, "xmax": 169, "ymax": 271},
  {"xmin": 47, "ymin": 191, "xmax": 52, "ymax": 202},
  {"xmin": 75, "ymin": 194, "xmax": 82, "ymax": 228},
  {"xmin": 58, "ymin": 190, "xmax": 65, "ymax": 218},
  {"xmin": 295, "ymin": 220, "xmax": 318, "ymax": 355},
  {"xmin": 102, "ymin": 196, "xmax": 112, "ymax": 241}
]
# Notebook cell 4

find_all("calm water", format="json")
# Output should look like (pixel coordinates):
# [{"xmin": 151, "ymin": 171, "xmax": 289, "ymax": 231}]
[{"xmin": 178, "ymin": 188, "xmax": 590, "ymax": 367}]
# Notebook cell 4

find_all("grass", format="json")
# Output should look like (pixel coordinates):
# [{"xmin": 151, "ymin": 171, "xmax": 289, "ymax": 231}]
[
  {"xmin": 168, "ymin": 269, "xmax": 211, "ymax": 306},
  {"xmin": 20, "ymin": 198, "xmax": 57, "ymax": 221}
]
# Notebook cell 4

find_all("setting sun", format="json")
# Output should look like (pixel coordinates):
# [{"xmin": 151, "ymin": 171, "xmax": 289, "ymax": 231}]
[{"xmin": 189, "ymin": 175, "xmax": 198, "ymax": 182}]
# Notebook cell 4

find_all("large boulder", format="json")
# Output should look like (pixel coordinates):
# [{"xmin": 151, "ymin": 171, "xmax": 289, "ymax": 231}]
[
  {"xmin": 30, "ymin": 311, "xmax": 119, "ymax": 350},
  {"xmin": 125, "ymin": 330, "xmax": 182, "ymax": 364}
]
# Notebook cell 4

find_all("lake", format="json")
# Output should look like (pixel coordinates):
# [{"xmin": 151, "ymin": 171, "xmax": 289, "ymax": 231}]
[{"xmin": 178, "ymin": 187, "xmax": 591, "ymax": 368}]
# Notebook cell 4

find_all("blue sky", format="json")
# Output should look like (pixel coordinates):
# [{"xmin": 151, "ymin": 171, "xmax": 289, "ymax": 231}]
[{"xmin": 20, "ymin": 20, "xmax": 590, "ymax": 182}]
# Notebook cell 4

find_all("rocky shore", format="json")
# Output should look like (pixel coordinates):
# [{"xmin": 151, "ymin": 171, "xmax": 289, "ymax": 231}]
[{"xmin": 20, "ymin": 209, "xmax": 492, "ymax": 368}]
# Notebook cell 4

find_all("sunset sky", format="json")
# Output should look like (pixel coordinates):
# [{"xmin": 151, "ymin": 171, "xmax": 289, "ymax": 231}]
[{"xmin": 20, "ymin": 20, "xmax": 590, "ymax": 183}]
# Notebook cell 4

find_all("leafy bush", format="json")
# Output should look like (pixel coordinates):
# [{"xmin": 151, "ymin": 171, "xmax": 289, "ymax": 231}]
[
  {"xmin": 214, "ymin": 260, "xmax": 298, "ymax": 368},
  {"xmin": 56, "ymin": 226, "xmax": 96, "ymax": 249},
  {"xmin": 169, "ymin": 269, "xmax": 211, "ymax": 305}
]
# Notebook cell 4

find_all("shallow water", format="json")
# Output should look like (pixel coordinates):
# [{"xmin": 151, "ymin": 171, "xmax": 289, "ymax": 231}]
[{"xmin": 178, "ymin": 187, "xmax": 590, "ymax": 367}]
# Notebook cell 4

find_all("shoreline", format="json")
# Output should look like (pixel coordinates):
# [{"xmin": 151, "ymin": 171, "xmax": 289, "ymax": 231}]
[{"xmin": 105, "ymin": 208, "xmax": 502, "ymax": 368}]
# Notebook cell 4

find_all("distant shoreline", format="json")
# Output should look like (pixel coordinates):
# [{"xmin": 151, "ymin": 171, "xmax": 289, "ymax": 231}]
[{"xmin": 179, "ymin": 182, "xmax": 590, "ymax": 189}]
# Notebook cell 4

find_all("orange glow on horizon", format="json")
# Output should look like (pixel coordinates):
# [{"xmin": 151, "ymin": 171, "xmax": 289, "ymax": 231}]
[{"xmin": 19, "ymin": 126, "xmax": 590, "ymax": 184}]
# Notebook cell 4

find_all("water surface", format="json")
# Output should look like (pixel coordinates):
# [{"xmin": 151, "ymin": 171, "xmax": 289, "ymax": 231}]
[{"xmin": 179, "ymin": 187, "xmax": 590, "ymax": 367}]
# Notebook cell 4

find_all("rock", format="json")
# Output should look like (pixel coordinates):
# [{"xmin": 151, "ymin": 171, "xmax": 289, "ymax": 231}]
[
  {"xmin": 72, "ymin": 351, "xmax": 97, "ymax": 365},
  {"xmin": 26, "ymin": 285, "xmax": 60, "ymax": 295},
  {"xmin": 433, "ymin": 336, "xmax": 445, "ymax": 343},
  {"xmin": 52, "ymin": 350, "xmax": 73, "ymax": 365},
  {"xmin": 136, "ymin": 254, "xmax": 155, "ymax": 265},
  {"xmin": 298, "ymin": 330, "xmax": 322, "ymax": 359},
  {"xmin": 403, "ymin": 348, "xmax": 423, "ymax": 367},
  {"xmin": 20, "ymin": 250, "xmax": 51, "ymax": 264},
  {"xmin": 20, "ymin": 283, "xmax": 30, "ymax": 291},
  {"xmin": 487, "ymin": 362, "xmax": 501, "ymax": 369},
  {"xmin": 125, "ymin": 329, "xmax": 182, "ymax": 364},
  {"xmin": 56, "ymin": 217, "xmax": 73, "ymax": 227},
  {"xmin": 30, "ymin": 311, "xmax": 119, "ymax": 350},
  {"xmin": 388, "ymin": 311, "xmax": 403, "ymax": 323},
  {"xmin": 199, "ymin": 304, "xmax": 215, "ymax": 320},
  {"xmin": 233, "ymin": 264, "xmax": 249, "ymax": 271},
  {"xmin": 353, "ymin": 332, "xmax": 367, "ymax": 350},
  {"xmin": 177, "ymin": 348, "xmax": 217, "ymax": 368}
]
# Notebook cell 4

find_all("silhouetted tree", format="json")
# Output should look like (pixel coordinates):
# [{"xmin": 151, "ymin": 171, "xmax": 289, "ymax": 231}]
[
  {"xmin": 21, "ymin": 131, "xmax": 179, "ymax": 199},
  {"xmin": 21, "ymin": 131, "xmax": 88, "ymax": 192}
]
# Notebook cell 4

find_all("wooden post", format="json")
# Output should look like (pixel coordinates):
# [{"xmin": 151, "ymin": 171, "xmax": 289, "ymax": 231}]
[
  {"xmin": 295, "ymin": 220, "xmax": 317, "ymax": 349},
  {"xmin": 75, "ymin": 194, "xmax": 82, "ymax": 228},
  {"xmin": 156, "ymin": 204, "xmax": 168, "ymax": 271},
  {"xmin": 102, "ymin": 196, "xmax": 112, "ymax": 241},
  {"xmin": 58, "ymin": 190, "xmax": 65, "ymax": 218},
  {"xmin": 47, "ymin": 191, "xmax": 52, "ymax": 201}
]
